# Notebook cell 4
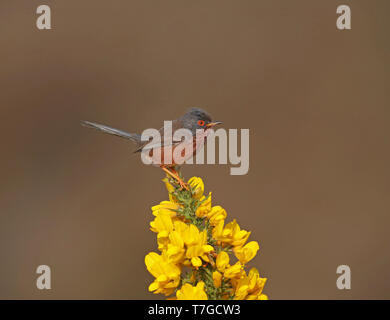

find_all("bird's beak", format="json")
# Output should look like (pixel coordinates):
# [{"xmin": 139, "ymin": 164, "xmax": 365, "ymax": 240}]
[{"xmin": 206, "ymin": 121, "xmax": 223, "ymax": 128}]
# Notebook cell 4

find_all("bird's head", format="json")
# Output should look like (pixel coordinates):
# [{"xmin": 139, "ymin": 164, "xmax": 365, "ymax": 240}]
[{"xmin": 180, "ymin": 108, "xmax": 222, "ymax": 135}]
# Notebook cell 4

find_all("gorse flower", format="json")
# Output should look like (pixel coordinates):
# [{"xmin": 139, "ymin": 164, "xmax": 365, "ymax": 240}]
[
  {"xmin": 145, "ymin": 252, "xmax": 181, "ymax": 296},
  {"xmin": 188, "ymin": 177, "xmax": 204, "ymax": 200},
  {"xmin": 234, "ymin": 241, "xmax": 260, "ymax": 264},
  {"xmin": 234, "ymin": 268, "xmax": 268, "ymax": 300},
  {"xmin": 176, "ymin": 281, "xmax": 208, "ymax": 300},
  {"xmin": 216, "ymin": 251, "xmax": 230, "ymax": 272},
  {"xmin": 145, "ymin": 175, "xmax": 268, "ymax": 300}
]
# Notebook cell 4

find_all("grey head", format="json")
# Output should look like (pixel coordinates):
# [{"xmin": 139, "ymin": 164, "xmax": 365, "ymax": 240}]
[{"xmin": 179, "ymin": 108, "xmax": 222, "ymax": 135}]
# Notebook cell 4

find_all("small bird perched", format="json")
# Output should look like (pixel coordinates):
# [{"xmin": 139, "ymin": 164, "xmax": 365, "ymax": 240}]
[{"xmin": 81, "ymin": 108, "xmax": 222, "ymax": 189}]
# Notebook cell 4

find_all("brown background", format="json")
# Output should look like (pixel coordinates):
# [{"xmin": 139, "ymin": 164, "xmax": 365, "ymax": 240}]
[{"xmin": 0, "ymin": 0, "xmax": 389, "ymax": 299}]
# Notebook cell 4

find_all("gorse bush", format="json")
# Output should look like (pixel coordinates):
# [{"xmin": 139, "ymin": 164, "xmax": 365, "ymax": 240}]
[{"xmin": 145, "ymin": 176, "xmax": 268, "ymax": 300}]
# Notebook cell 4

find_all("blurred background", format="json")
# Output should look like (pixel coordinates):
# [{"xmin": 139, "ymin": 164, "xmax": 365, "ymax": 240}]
[{"xmin": 0, "ymin": 0, "xmax": 389, "ymax": 299}]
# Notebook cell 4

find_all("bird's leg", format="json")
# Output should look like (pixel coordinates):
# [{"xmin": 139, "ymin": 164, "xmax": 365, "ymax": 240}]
[
  {"xmin": 160, "ymin": 166, "xmax": 189, "ymax": 190},
  {"xmin": 170, "ymin": 167, "xmax": 188, "ymax": 189},
  {"xmin": 170, "ymin": 167, "xmax": 180, "ymax": 178}
]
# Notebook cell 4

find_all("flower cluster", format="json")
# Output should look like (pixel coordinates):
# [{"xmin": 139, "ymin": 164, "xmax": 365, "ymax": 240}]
[{"xmin": 145, "ymin": 176, "xmax": 268, "ymax": 300}]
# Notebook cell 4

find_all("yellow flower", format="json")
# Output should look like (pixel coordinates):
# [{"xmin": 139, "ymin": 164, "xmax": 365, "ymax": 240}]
[
  {"xmin": 196, "ymin": 192, "xmax": 212, "ymax": 218},
  {"xmin": 171, "ymin": 219, "xmax": 186, "ymax": 233},
  {"xmin": 188, "ymin": 177, "xmax": 204, "ymax": 200},
  {"xmin": 162, "ymin": 177, "xmax": 176, "ymax": 202},
  {"xmin": 233, "ymin": 268, "xmax": 267, "ymax": 300},
  {"xmin": 230, "ymin": 223, "xmax": 251, "ymax": 248},
  {"xmin": 184, "ymin": 225, "xmax": 214, "ymax": 267},
  {"xmin": 216, "ymin": 251, "xmax": 229, "ymax": 272},
  {"xmin": 150, "ymin": 212, "xmax": 173, "ymax": 234},
  {"xmin": 164, "ymin": 221, "xmax": 190, "ymax": 264},
  {"xmin": 208, "ymin": 206, "xmax": 227, "ymax": 226},
  {"xmin": 182, "ymin": 224, "xmax": 199, "ymax": 246},
  {"xmin": 152, "ymin": 200, "xmax": 179, "ymax": 218},
  {"xmin": 234, "ymin": 241, "xmax": 259, "ymax": 264},
  {"xmin": 150, "ymin": 213, "xmax": 174, "ymax": 250},
  {"xmin": 213, "ymin": 271, "xmax": 222, "ymax": 288},
  {"xmin": 224, "ymin": 261, "xmax": 244, "ymax": 279},
  {"xmin": 212, "ymin": 219, "xmax": 251, "ymax": 248},
  {"xmin": 145, "ymin": 252, "xmax": 181, "ymax": 296},
  {"xmin": 146, "ymin": 175, "xmax": 269, "ymax": 300},
  {"xmin": 176, "ymin": 281, "xmax": 208, "ymax": 300},
  {"xmin": 165, "ymin": 230, "xmax": 185, "ymax": 264}
]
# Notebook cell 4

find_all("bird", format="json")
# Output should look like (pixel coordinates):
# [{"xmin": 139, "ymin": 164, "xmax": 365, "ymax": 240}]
[{"xmin": 81, "ymin": 108, "xmax": 222, "ymax": 190}]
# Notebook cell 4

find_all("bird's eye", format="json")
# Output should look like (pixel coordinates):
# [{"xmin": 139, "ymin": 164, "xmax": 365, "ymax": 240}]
[{"xmin": 197, "ymin": 120, "xmax": 205, "ymax": 126}]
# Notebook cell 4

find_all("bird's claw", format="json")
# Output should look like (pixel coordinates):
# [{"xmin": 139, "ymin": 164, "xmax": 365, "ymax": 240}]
[{"xmin": 178, "ymin": 179, "xmax": 189, "ymax": 191}]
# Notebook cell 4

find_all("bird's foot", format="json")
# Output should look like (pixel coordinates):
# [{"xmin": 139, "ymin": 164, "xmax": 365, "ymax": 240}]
[{"xmin": 175, "ymin": 176, "xmax": 189, "ymax": 191}]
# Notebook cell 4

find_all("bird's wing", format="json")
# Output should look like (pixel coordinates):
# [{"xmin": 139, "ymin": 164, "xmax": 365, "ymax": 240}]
[{"xmin": 134, "ymin": 119, "xmax": 190, "ymax": 153}]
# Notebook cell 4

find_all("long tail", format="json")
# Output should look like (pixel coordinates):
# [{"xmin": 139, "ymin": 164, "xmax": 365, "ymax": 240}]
[{"xmin": 81, "ymin": 120, "xmax": 142, "ymax": 144}]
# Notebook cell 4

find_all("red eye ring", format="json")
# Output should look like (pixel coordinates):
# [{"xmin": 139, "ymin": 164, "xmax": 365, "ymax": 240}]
[{"xmin": 197, "ymin": 120, "xmax": 205, "ymax": 126}]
